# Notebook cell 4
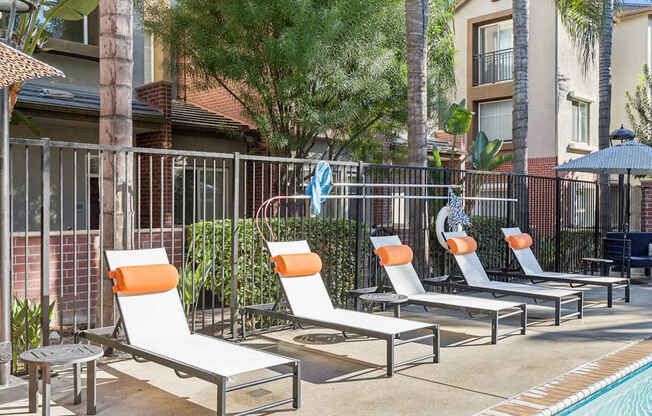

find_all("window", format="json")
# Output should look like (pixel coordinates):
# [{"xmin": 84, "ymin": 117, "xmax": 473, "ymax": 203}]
[
  {"xmin": 571, "ymin": 188, "xmax": 595, "ymax": 227},
  {"xmin": 43, "ymin": 6, "xmax": 99, "ymax": 45},
  {"xmin": 174, "ymin": 164, "xmax": 227, "ymax": 225},
  {"xmin": 144, "ymin": 32, "xmax": 155, "ymax": 84},
  {"xmin": 478, "ymin": 99, "xmax": 512, "ymax": 142},
  {"xmin": 476, "ymin": 20, "xmax": 513, "ymax": 85},
  {"xmin": 571, "ymin": 100, "xmax": 589, "ymax": 143}
]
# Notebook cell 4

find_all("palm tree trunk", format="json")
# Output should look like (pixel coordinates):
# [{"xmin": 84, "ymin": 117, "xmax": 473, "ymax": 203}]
[
  {"xmin": 405, "ymin": 0, "xmax": 429, "ymax": 276},
  {"xmin": 98, "ymin": 0, "xmax": 134, "ymax": 327},
  {"xmin": 512, "ymin": 0, "xmax": 529, "ymax": 228},
  {"xmin": 598, "ymin": 0, "xmax": 613, "ymax": 232}
]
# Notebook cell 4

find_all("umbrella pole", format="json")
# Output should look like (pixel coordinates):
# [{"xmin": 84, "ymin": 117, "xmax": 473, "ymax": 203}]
[
  {"xmin": 626, "ymin": 169, "xmax": 631, "ymax": 231},
  {"xmin": 618, "ymin": 174, "xmax": 624, "ymax": 231},
  {"xmin": 0, "ymin": 86, "xmax": 10, "ymax": 386}
]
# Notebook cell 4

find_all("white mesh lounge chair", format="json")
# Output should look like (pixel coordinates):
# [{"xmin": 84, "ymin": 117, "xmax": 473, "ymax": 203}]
[
  {"xmin": 443, "ymin": 231, "xmax": 584, "ymax": 326},
  {"xmin": 502, "ymin": 227, "xmax": 631, "ymax": 308},
  {"xmin": 80, "ymin": 248, "xmax": 301, "ymax": 416},
  {"xmin": 369, "ymin": 235, "xmax": 527, "ymax": 344},
  {"xmin": 242, "ymin": 240, "xmax": 440, "ymax": 377}
]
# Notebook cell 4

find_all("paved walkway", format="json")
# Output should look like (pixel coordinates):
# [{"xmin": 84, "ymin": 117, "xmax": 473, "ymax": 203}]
[{"xmin": 1, "ymin": 281, "xmax": 651, "ymax": 416}]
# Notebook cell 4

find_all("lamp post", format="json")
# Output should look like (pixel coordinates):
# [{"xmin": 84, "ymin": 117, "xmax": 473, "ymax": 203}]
[
  {"xmin": 610, "ymin": 125, "xmax": 636, "ymax": 232},
  {"xmin": 0, "ymin": 0, "xmax": 34, "ymax": 387}
]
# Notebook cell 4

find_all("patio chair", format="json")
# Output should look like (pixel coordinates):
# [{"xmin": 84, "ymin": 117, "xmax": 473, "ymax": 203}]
[
  {"xmin": 370, "ymin": 235, "xmax": 527, "ymax": 345},
  {"xmin": 502, "ymin": 227, "xmax": 630, "ymax": 308},
  {"xmin": 80, "ymin": 248, "xmax": 301, "ymax": 416},
  {"xmin": 242, "ymin": 240, "xmax": 440, "ymax": 377},
  {"xmin": 443, "ymin": 231, "xmax": 584, "ymax": 326}
]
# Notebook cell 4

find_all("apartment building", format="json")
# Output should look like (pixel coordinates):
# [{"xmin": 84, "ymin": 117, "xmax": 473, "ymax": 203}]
[{"xmin": 454, "ymin": 0, "xmax": 601, "ymax": 177}]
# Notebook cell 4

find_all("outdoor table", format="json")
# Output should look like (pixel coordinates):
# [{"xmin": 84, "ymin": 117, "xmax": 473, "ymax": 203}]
[
  {"xmin": 20, "ymin": 344, "xmax": 104, "ymax": 416},
  {"xmin": 422, "ymin": 275, "xmax": 450, "ymax": 293},
  {"xmin": 359, "ymin": 293, "xmax": 409, "ymax": 318},
  {"xmin": 581, "ymin": 257, "xmax": 614, "ymax": 276}
]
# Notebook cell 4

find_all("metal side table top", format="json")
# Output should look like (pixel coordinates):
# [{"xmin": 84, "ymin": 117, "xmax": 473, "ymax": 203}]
[
  {"xmin": 359, "ymin": 293, "xmax": 408, "ymax": 318},
  {"xmin": 20, "ymin": 344, "xmax": 104, "ymax": 416}
]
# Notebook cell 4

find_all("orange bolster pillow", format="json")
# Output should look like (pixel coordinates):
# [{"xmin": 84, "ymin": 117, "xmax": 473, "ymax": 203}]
[
  {"xmin": 505, "ymin": 233, "xmax": 533, "ymax": 250},
  {"xmin": 109, "ymin": 264, "xmax": 179, "ymax": 295},
  {"xmin": 270, "ymin": 253, "xmax": 322, "ymax": 277},
  {"xmin": 374, "ymin": 245, "xmax": 413, "ymax": 266},
  {"xmin": 446, "ymin": 237, "xmax": 477, "ymax": 255}
]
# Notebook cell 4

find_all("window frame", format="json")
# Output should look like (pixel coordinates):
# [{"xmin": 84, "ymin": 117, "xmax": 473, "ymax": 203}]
[{"xmin": 570, "ymin": 99, "xmax": 590, "ymax": 144}]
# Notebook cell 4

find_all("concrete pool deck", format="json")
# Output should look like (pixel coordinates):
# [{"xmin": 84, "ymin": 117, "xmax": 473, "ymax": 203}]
[{"xmin": 1, "ymin": 280, "xmax": 651, "ymax": 416}]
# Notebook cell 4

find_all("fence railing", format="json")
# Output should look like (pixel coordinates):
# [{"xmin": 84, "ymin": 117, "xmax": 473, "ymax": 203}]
[
  {"xmin": 473, "ymin": 48, "xmax": 514, "ymax": 86},
  {"xmin": 6, "ymin": 138, "xmax": 601, "ymax": 374}
]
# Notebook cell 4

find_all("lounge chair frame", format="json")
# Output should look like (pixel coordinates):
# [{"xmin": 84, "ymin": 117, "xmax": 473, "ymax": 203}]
[
  {"xmin": 501, "ymin": 227, "xmax": 631, "ymax": 308},
  {"xmin": 79, "ymin": 250, "xmax": 301, "ymax": 416},
  {"xmin": 369, "ymin": 235, "xmax": 527, "ymax": 344},
  {"xmin": 443, "ymin": 232, "xmax": 584, "ymax": 326},
  {"xmin": 242, "ymin": 242, "xmax": 440, "ymax": 378}
]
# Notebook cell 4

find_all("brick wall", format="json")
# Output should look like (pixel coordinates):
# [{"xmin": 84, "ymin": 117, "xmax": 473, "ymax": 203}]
[
  {"xmin": 135, "ymin": 82, "xmax": 174, "ymax": 227},
  {"xmin": 11, "ymin": 230, "xmax": 185, "ymax": 329},
  {"xmin": 494, "ymin": 156, "xmax": 558, "ymax": 178},
  {"xmin": 182, "ymin": 79, "xmax": 255, "ymax": 129}
]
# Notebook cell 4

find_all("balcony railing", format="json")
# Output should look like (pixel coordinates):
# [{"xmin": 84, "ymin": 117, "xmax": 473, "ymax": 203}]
[{"xmin": 473, "ymin": 48, "xmax": 513, "ymax": 86}]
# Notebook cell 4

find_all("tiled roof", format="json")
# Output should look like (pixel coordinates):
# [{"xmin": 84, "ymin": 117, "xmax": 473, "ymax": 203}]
[
  {"xmin": 16, "ymin": 83, "xmax": 161, "ymax": 119},
  {"xmin": 171, "ymin": 100, "xmax": 254, "ymax": 133}
]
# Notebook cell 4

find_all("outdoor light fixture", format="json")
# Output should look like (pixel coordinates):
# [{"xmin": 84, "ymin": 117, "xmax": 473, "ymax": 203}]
[{"xmin": 610, "ymin": 124, "xmax": 635, "ymax": 146}]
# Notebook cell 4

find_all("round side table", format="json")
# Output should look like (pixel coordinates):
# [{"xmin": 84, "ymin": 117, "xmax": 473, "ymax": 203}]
[
  {"xmin": 359, "ymin": 293, "xmax": 409, "ymax": 318},
  {"xmin": 20, "ymin": 344, "xmax": 104, "ymax": 416}
]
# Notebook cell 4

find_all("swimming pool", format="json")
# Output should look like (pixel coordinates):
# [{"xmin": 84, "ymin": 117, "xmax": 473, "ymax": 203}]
[{"xmin": 556, "ymin": 362, "xmax": 652, "ymax": 415}]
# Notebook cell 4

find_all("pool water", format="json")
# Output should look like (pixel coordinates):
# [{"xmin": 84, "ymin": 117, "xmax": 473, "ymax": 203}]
[{"xmin": 557, "ymin": 362, "xmax": 652, "ymax": 415}]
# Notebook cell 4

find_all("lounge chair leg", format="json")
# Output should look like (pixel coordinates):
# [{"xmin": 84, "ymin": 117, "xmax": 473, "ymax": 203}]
[
  {"xmin": 433, "ymin": 326, "xmax": 440, "ymax": 364},
  {"xmin": 216, "ymin": 377, "xmax": 226, "ymax": 416},
  {"xmin": 578, "ymin": 293, "xmax": 584, "ymax": 319},
  {"xmin": 521, "ymin": 305, "xmax": 527, "ymax": 335},
  {"xmin": 386, "ymin": 336, "xmax": 394, "ymax": 377},
  {"xmin": 293, "ymin": 361, "xmax": 301, "ymax": 409},
  {"xmin": 607, "ymin": 285, "xmax": 614, "ymax": 308},
  {"xmin": 491, "ymin": 312, "xmax": 498, "ymax": 345},
  {"xmin": 555, "ymin": 299, "xmax": 561, "ymax": 326},
  {"xmin": 625, "ymin": 281, "xmax": 631, "ymax": 303}
]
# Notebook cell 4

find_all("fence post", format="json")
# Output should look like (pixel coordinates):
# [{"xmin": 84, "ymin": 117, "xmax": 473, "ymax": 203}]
[
  {"xmin": 230, "ymin": 153, "xmax": 240, "ymax": 340},
  {"xmin": 505, "ymin": 175, "xmax": 513, "ymax": 271},
  {"xmin": 0, "ymin": 87, "xmax": 11, "ymax": 385},
  {"xmin": 594, "ymin": 182, "xmax": 600, "ymax": 257},
  {"xmin": 41, "ymin": 139, "xmax": 51, "ymax": 346},
  {"xmin": 354, "ymin": 162, "xmax": 364, "ymax": 290},
  {"xmin": 555, "ymin": 176, "xmax": 561, "ymax": 272}
]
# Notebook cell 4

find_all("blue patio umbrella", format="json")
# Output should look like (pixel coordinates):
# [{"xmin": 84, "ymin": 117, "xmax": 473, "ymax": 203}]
[{"xmin": 555, "ymin": 140, "xmax": 652, "ymax": 230}]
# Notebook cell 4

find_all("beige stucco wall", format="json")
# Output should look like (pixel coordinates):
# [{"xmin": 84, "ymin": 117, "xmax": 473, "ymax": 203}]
[
  {"xmin": 611, "ymin": 14, "xmax": 650, "ymax": 134},
  {"xmin": 555, "ymin": 9, "xmax": 600, "ymax": 166}
]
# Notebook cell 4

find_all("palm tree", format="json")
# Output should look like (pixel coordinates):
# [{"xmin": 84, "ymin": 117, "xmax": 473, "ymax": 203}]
[
  {"xmin": 405, "ymin": 0, "xmax": 429, "ymax": 274},
  {"xmin": 406, "ymin": 0, "xmax": 429, "ymax": 168},
  {"xmin": 98, "ymin": 0, "xmax": 134, "ymax": 326},
  {"xmin": 512, "ymin": 0, "xmax": 529, "ymax": 175},
  {"xmin": 512, "ymin": 0, "xmax": 529, "ymax": 228},
  {"xmin": 553, "ymin": 0, "xmax": 617, "ymax": 232}
]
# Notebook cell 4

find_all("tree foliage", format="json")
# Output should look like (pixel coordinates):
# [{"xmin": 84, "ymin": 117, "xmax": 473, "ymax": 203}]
[
  {"xmin": 625, "ymin": 64, "xmax": 652, "ymax": 144},
  {"xmin": 142, "ymin": 0, "xmax": 455, "ymax": 160}
]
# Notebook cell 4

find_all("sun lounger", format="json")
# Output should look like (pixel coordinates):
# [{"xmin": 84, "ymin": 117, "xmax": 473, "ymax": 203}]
[
  {"xmin": 242, "ymin": 240, "xmax": 440, "ymax": 377},
  {"xmin": 80, "ymin": 248, "xmax": 300, "ymax": 416},
  {"xmin": 502, "ymin": 227, "xmax": 631, "ymax": 308},
  {"xmin": 370, "ymin": 235, "xmax": 527, "ymax": 344},
  {"xmin": 443, "ymin": 231, "xmax": 584, "ymax": 326}
]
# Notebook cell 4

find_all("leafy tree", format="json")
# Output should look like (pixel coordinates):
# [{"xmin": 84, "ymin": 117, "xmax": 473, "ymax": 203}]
[
  {"xmin": 142, "ymin": 0, "xmax": 455, "ymax": 160},
  {"xmin": 625, "ymin": 64, "xmax": 652, "ymax": 144}
]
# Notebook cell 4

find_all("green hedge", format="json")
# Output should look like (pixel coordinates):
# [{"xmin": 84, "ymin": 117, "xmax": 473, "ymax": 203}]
[{"xmin": 182, "ymin": 217, "xmax": 371, "ymax": 314}]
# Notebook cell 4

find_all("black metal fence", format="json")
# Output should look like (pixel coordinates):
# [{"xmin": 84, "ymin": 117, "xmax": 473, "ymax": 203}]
[{"xmin": 7, "ymin": 138, "xmax": 602, "ymax": 373}]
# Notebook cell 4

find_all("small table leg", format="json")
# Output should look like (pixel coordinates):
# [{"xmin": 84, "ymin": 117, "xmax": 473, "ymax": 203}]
[
  {"xmin": 393, "ymin": 304, "xmax": 400, "ymax": 318},
  {"xmin": 87, "ymin": 360, "xmax": 97, "ymax": 415},
  {"xmin": 28, "ymin": 363, "xmax": 37, "ymax": 413},
  {"xmin": 41, "ymin": 365, "xmax": 51, "ymax": 416},
  {"xmin": 73, "ymin": 363, "xmax": 82, "ymax": 405}
]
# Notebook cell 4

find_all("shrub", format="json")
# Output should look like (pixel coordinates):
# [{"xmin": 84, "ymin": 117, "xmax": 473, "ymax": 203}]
[
  {"xmin": 11, "ymin": 297, "xmax": 55, "ymax": 374},
  {"xmin": 183, "ymin": 217, "xmax": 371, "ymax": 315}
]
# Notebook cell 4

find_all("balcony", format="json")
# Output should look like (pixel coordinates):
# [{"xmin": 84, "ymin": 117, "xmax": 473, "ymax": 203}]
[{"xmin": 472, "ymin": 48, "xmax": 513, "ymax": 86}]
